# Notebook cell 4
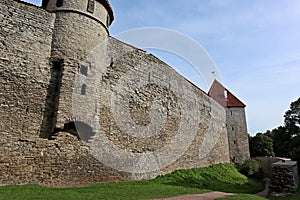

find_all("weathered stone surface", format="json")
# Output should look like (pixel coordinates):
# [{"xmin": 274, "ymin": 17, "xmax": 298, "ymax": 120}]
[
  {"xmin": 226, "ymin": 107, "xmax": 250, "ymax": 163},
  {"xmin": 0, "ymin": 0, "xmax": 249, "ymax": 187},
  {"xmin": 269, "ymin": 160, "xmax": 299, "ymax": 196}
]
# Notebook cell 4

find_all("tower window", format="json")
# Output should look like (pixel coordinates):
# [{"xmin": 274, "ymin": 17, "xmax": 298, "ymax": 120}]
[
  {"xmin": 87, "ymin": 0, "xmax": 95, "ymax": 13},
  {"xmin": 106, "ymin": 14, "xmax": 110, "ymax": 27},
  {"xmin": 56, "ymin": 0, "xmax": 63, "ymax": 7},
  {"xmin": 80, "ymin": 65, "xmax": 88, "ymax": 76},
  {"xmin": 81, "ymin": 84, "xmax": 87, "ymax": 95}
]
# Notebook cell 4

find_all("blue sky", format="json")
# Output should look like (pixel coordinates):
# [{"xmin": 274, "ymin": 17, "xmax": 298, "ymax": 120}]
[{"xmin": 23, "ymin": 0, "xmax": 300, "ymax": 134}]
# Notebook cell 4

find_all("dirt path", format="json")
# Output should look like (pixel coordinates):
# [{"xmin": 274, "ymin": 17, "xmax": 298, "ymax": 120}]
[
  {"xmin": 256, "ymin": 178, "xmax": 270, "ymax": 197},
  {"xmin": 153, "ymin": 192, "xmax": 234, "ymax": 200}
]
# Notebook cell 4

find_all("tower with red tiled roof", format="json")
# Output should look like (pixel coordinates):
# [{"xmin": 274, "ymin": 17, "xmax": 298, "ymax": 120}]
[
  {"xmin": 40, "ymin": 0, "xmax": 114, "ymax": 137},
  {"xmin": 209, "ymin": 80, "xmax": 250, "ymax": 163}
]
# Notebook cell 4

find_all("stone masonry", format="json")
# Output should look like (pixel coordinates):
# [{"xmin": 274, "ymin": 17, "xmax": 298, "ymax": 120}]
[
  {"xmin": 269, "ymin": 160, "xmax": 299, "ymax": 196},
  {"xmin": 0, "ymin": 0, "xmax": 250, "ymax": 187}
]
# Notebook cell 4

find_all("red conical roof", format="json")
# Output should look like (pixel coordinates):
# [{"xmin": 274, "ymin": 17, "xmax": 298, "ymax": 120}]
[{"xmin": 208, "ymin": 80, "xmax": 246, "ymax": 107}]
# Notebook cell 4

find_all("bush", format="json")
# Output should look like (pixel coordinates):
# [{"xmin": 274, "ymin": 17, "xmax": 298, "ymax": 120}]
[{"xmin": 237, "ymin": 159, "xmax": 263, "ymax": 180}]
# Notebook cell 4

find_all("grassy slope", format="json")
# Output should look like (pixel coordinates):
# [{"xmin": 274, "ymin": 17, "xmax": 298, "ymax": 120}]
[{"xmin": 0, "ymin": 164, "xmax": 266, "ymax": 200}]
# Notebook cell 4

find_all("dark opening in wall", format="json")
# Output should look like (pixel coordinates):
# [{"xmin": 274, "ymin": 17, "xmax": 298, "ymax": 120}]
[
  {"xmin": 80, "ymin": 65, "xmax": 88, "ymax": 76},
  {"xmin": 106, "ymin": 14, "xmax": 110, "ymax": 27},
  {"xmin": 87, "ymin": 0, "xmax": 95, "ymax": 13},
  {"xmin": 40, "ymin": 59, "xmax": 64, "ymax": 138},
  {"xmin": 81, "ymin": 84, "xmax": 87, "ymax": 95},
  {"xmin": 63, "ymin": 121, "xmax": 95, "ymax": 142},
  {"xmin": 109, "ymin": 58, "xmax": 114, "ymax": 68},
  {"xmin": 56, "ymin": 0, "xmax": 64, "ymax": 7}
]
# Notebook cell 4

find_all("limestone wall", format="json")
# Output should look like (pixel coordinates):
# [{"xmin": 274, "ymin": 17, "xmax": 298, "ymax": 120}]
[
  {"xmin": 226, "ymin": 107, "xmax": 250, "ymax": 163},
  {"xmin": 0, "ymin": 0, "xmax": 55, "ymax": 136},
  {"xmin": 86, "ymin": 38, "xmax": 231, "ymax": 179},
  {"xmin": 0, "ymin": 0, "xmax": 231, "ymax": 187},
  {"xmin": 0, "ymin": 0, "xmax": 126, "ymax": 187},
  {"xmin": 49, "ymin": 0, "xmax": 110, "ymax": 134}
]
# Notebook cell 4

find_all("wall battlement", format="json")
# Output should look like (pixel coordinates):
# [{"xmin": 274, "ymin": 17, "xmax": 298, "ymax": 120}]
[{"xmin": 0, "ymin": 0, "xmax": 249, "ymax": 187}]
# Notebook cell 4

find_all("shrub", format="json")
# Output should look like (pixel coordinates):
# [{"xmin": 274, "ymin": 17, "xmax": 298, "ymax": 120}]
[{"xmin": 237, "ymin": 159, "xmax": 263, "ymax": 180}]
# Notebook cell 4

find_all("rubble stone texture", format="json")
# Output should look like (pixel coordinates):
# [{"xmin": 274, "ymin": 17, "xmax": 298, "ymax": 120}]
[
  {"xmin": 269, "ymin": 160, "xmax": 299, "ymax": 196},
  {"xmin": 0, "ymin": 0, "xmax": 250, "ymax": 187}
]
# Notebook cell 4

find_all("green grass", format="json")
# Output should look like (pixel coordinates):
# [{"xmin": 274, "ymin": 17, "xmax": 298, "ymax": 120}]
[
  {"xmin": 0, "ymin": 164, "xmax": 265, "ymax": 200},
  {"xmin": 154, "ymin": 163, "xmax": 264, "ymax": 194}
]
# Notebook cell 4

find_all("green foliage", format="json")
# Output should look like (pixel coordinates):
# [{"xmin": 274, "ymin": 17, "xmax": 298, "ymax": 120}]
[
  {"xmin": 284, "ymin": 97, "xmax": 300, "ymax": 134},
  {"xmin": 291, "ymin": 145, "xmax": 300, "ymax": 162},
  {"xmin": 270, "ymin": 126, "xmax": 292, "ymax": 157},
  {"xmin": 236, "ymin": 159, "xmax": 263, "ymax": 180},
  {"xmin": 0, "ymin": 164, "xmax": 265, "ymax": 200},
  {"xmin": 253, "ymin": 97, "xmax": 300, "ymax": 160},
  {"xmin": 249, "ymin": 133, "xmax": 275, "ymax": 157}
]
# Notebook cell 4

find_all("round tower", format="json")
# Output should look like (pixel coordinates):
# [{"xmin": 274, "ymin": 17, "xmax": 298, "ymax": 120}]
[{"xmin": 40, "ymin": 0, "xmax": 114, "ymax": 137}]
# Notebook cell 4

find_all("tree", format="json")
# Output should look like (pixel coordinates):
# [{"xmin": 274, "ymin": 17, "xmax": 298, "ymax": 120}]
[
  {"xmin": 271, "ymin": 126, "xmax": 292, "ymax": 157},
  {"xmin": 266, "ymin": 97, "xmax": 300, "ymax": 159},
  {"xmin": 250, "ymin": 97, "xmax": 300, "ymax": 160},
  {"xmin": 284, "ymin": 97, "xmax": 300, "ymax": 134},
  {"xmin": 249, "ymin": 133, "xmax": 275, "ymax": 157}
]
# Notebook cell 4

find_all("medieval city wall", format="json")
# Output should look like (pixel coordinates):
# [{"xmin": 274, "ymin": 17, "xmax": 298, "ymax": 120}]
[
  {"xmin": 0, "ymin": 0, "xmax": 233, "ymax": 187},
  {"xmin": 78, "ymin": 38, "xmax": 231, "ymax": 180},
  {"xmin": 0, "ymin": 0, "xmax": 55, "ymax": 136}
]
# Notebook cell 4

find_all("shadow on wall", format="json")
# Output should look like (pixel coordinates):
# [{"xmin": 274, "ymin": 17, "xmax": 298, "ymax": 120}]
[
  {"xmin": 63, "ymin": 121, "xmax": 95, "ymax": 142},
  {"xmin": 40, "ymin": 59, "xmax": 64, "ymax": 138}
]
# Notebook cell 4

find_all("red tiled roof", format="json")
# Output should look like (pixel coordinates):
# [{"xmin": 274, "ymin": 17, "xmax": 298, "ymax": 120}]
[{"xmin": 208, "ymin": 80, "xmax": 246, "ymax": 107}]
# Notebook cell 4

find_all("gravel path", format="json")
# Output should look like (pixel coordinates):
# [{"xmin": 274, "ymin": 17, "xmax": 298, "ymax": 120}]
[{"xmin": 153, "ymin": 192, "xmax": 234, "ymax": 200}]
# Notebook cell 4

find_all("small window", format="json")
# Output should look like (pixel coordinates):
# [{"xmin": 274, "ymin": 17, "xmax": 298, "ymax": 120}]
[
  {"xmin": 56, "ymin": 0, "xmax": 64, "ymax": 7},
  {"xmin": 233, "ymin": 140, "xmax": 236, "ymax": 145},
  {"xmin": 232, "ymin": 126, "xmax": 234, "ymax": 131},
  {"xmin": 106, "ymin": 14, "xmax": 110, "ymax": 27},
  {"xmin": 109, "ymin": 57, "xmax": 114, "ymax": 68},
  {"xmin": 81, "ymin": 84, "xmax": 87, "ymax": 95},
  {"xmin": 87, "ymin": 0, "xmax": 95, "ymax": 13},
  {"xmin": 80, "ymin": 65, "xmax": 88, "ymax": 76}
]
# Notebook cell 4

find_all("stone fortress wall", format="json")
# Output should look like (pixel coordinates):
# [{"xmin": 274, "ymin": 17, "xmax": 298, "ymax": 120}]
[{"xmin": 0, "ymin": 0, "xmax": 249, "ymax": 187}]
